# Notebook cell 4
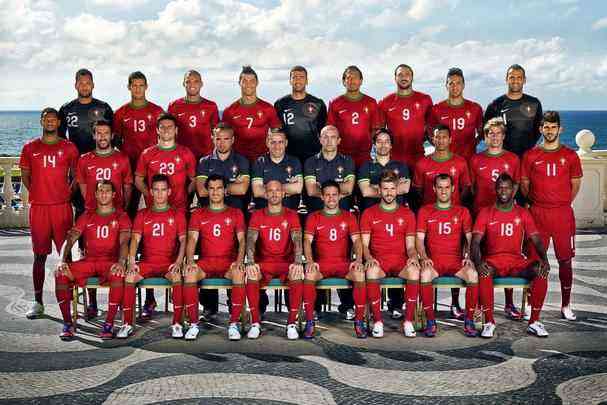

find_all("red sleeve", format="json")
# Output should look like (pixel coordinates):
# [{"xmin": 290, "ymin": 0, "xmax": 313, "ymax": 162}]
[
  {"xmin": 511, "ymin": 155, "xmax": 521, "ymax": 184},
  {"xmin": 569, "ymin": 150, "xmax": 583, "ymax": 178},
  {"xmin": 234, "ymin": 209, "xmax": 246, "ymax": 234},
  {"xmin": 289, "ymin": 210, "xmax": 301, "ymax": 232},
  {"xmin": 416, "ymin": 206, "xmax": 428, "ymax": 233},
  {"xmin": 472, "ymin": 208, "xmax": 488, "ymax": 235},
  {"xmin": 304, "ymin": 212, "xmax": 318, "ymax": 236},
  {"xmin": 18, "ymin": 143, "xmax": 31, "ymax": 170},
  {"xmin": 520, "ymin": 150, "xmax": 532, "ymax": 179},
  {"xmin": 348, "ymin": 212, "xmax": 360, "ymax": 234},
  {"xmin": 267, "ymin": 104, "xmax": 282, "ymax": 129},
  {"xmin": 176, "ymin": 212, "xmax": 187, "ymax": 236},
  {"xmin": 370, "ymin": 99, "xmax": 382, "ymax": 129},
  {"xmin": 424, "ymin": 95, "xmax": 434, "ymax": 124},
  {"xmin": 75, "ymin": 156, "xmax": 86, "ymax": 184},
  {"xmin": 68, "ymin": 143, "xmax": 79, "ymax": 171},
  {"xmin": 459, "ymin": 158, "xmax": 472, "ymax": 188},
  {"xmin": 119, "ymin": 212, "xmax": 132, "ymax": 232},
  {"xmin": 405, "ymin": 210, "xmax": 416, "ymax": 236},
  {"xmin": 522, "ymin": 209, "xmax": 539, "ymax": 237},
  {"xmin": 377, "ymin": 98, "xmax": 387, "ymax": 127},
  {"xmin": 412, "ymin": 160, "xmax": 424, "ymax": 188},
  {"xmin": 461, "ymin": 207, "xmax": 472, "ymax": 233},
  {"xmin": 122, "ymin": 155, "xmax": 133, "ymax": 184},
  {"xmin": 112, "ymin": 108, "xmax": 123, "ymax": 137},
  {"xmin": 132, "ymin": 211, "xmax": 144, "ymax": 234},
  {"xmin": 135, "ymin": 151, "xmax": 147, "ymax": 177},
  {"xmin": 427, "ymin": 105, "xmax": 439, "ymax": 135},
  {"xmin": 167, "ymin": 100, "xmax": 176, "ymax": 115},
  {"xmin": 185, "ymin": 148, "xmax": 196, "ymax": 178},
  {"xmin": 248, "ymin": 211, "xmax": 260, "ymax": 231},
  {"xmin": 188, "ymin": 209, "xmax": 201, "ymax": 232},
  {"xmin": 475, "ymin": 104, "xmax": 483, "ymax": 138},
  {"xmin": 222, "ymin": 105, "xmax": 233, "ymax": 126},
  {"xmin": 210, "ymin": 103, "xmax": 219, "ymax": 130},
  {"xmin": 73, "ymin": 212, "xmax": 89, "ymax": 234},
  {"xmin": 359, "ymin": 209, "xmax": 371, "ymax": 233},
  {"xmin": 469, "ymin": 155, "xmax": 478, "ymax": 186},
  {"xmin": 326, "ymin": 101, "xmax": 336, "ymax": 126}
]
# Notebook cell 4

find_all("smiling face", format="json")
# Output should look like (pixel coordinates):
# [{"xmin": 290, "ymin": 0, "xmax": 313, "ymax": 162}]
[
  {"xmin": 343, "ymin": 69, "xmax": 362, "ymax": 93},
  {"xmin": 265, "ymin": 180, "xmax": 284, "ymax": 206},
  {"xmin": 506, "ymin": 68, "xmax": 525, "ymax": 94},
  {"xmin": 151, "ymin": 179, "xmax": 171, "ymax": 206},
  {"xmin": 446, "ymin": 74, "xmax": 464, "ymax": 99},
  {"xmin": 157, "ymin": 118, "xmax": 177, "ymax": 143},
  {"xmin": 95, "ymin": 182, "xmax": 115, "ymax": 208},
  {"xmin": 495, "ymin": 178, "xmax": 514, "ymax": 205},
  {"xmin": 290, "ymin": 70, "xmax": 307, "ymax": 93},
  {"xmin": 433, "ymin": 129, "xmax": 452, "ymax": 152},
  {"xmin": 267, "ymin": 132, "xmax": 287, "ymax": 159},
  {"xmin": 379, "ymin": 180, "xmax": 397, "ymax": 205},
  {"xmin": 183, "ymin": 72, "xmax": 202, "ymax": 97},
  {"xmin": 240, "ymin": 73, "xmax": 258, "ymax": 97},
  {"xmin": 213, "ymin": 128, "xmax": 234, "ymax": 154},
  {"xmin": 40, "ymin": 111, "xmax": 59, "ymax": 134},
  {"xmin": 93, "ymin": 124, "xmax": 113, "ymax": 150},
  {"xmin": 541, "ymin": 121, "xmax": 561, "ymax": 144}
]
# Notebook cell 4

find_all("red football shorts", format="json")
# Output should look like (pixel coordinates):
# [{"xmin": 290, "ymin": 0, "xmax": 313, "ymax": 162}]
[
  {"xmin": 137, "ymin": 261, "xmax": 172, "ymax": 278},
  {"xmin": 377, "ymin": 256, "xmax": 406, "ymax": 277},
  {"xmin": 197, "ymin": 257, "xmax": 232, "ymax": 278},
  {"xmin": 432, "ymin": 256, "xmax": 463, "ymax": 276},
  {"xmin": 69, "ymin": 259, "xmax": 114, "ymax": 287},
  {"xmin": 318, "ymin": 261, "xmax": 350, "ymax": 278},
  {"xmin": 259, "ymin": 261, "xmax": 289, "ymax": 286},
  {"xmin": 530, "ymin": 205, "xmax": 575, "ymax": 261},
  {"xmin": 485, "ymin": 254, "xmax": 535, "ymax": 278},
  {"xmin": 29, "ymin": 203, "xmax": 73, "ymax": 255}
]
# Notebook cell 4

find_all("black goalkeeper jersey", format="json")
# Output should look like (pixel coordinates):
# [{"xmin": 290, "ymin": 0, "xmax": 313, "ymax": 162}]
[
  {"xmin": 58, "ymin": 98, "xmax": 113, "ymax": 154},
  {"xmin": 274, "ymin": 93, "xmax": 327, "ymax": 163},
  {"xmin": 484, "ymin": 94, "xmax": 542, "ymax": 157}
]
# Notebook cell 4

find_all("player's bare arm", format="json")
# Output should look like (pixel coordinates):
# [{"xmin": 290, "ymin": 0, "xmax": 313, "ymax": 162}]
[
  {"xmin": 168, "ymin": 234, "xmax": 186, "ymax": 274},
  {"xmin": 233, "ymin": 230, "xmax": 246, "ymax": 271},
  {"xmin": 358, "ymin": 180, "xmax": 379, "ymax": 198},
  {"xmin": 349, "ymin": 234, "xmax": 364, "ymax": 272},
  {"xmin": 185, "ymin": 230, "xmax": 201, "ymax": 273},
  {"xmin": 251, "ymin": 179, "xmax": 265, "ymax": 199},
  {"xmin": 186, "ymin": 176, "xmax": 196, "ymax": 194},
  {"xmin": 57, "ymin": 229, "xmax": 82, "ymax": 277},
  {"xmin": 339, "ymin": 176, "xmax": 355, "ymax": 197},
  {"xmin": 571, "ymin": 178, "xmax": 582, "ymax": 201},
  {"xmin": 21, "ymin": 168, "xmax": 31, "ymax": 191},
  {"xmin": 228, "ymin": 175, "xmax": 250, "ymax": 196},
  {"xmin": 245, "ymin": 229, "xmax": 259, "ymax": 264},
  {"xmin": 405, "ymin": 235, "xmax": 420, "ymax": 267},
  {"xmin": 471, "ymin": 233, "xmax": 490, "ymax": 275},
  {"xmin": 110, "ymin": 230, "xmax": 131, "ymax": 277},
  {"xmin": 122, "ymin": 184, "xmax": 132, "ymax": 210},
  {"xmin": 303, "ymin": 233, "xmax": 318, "ymax": 272},
  {"xmin": 127, "ymin": 232, "xmax": 142, "ymax": 274},
  {"xmin": 415, "ymin": 232, "xmax": 433, "ymax": 269},
  {"xmin": 529, "ymin": 233, "xmax": 550, "ymax": 272},
  {"xmin": 398, "ymin": 177, "xmax": 411, "ymax": 196},
  {"xmin": 361, "ymin": 233, "xmax": 378, "ymax": 268},
  {"xmin": 304, "ymin": 177, "xmax": 321, "ymax": 198},
  {"xmin": 134, "ymin": 175, "xmax": 149, "ymax": 197},
  {"xmin": 283, "ymin": 176, "xmax": 303, "ymax": 197},
  {"xmin": 195, "ymin": 176, "xmax": 209, "ymax": 198},
  {"xmin": 78, "ymin": 182, "xmax": 88, "ymax": 204},
  {"xmin": 519, "ymin": 178, "xmax": 530, "ymax": 198},
  {"xmin": 462, "ymin": 231, "xmax": 474, "ymax": 267}
]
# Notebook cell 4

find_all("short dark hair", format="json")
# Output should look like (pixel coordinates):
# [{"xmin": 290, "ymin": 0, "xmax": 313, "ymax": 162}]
[
  {"xmin": 239, "ymin": 65, "xmax": 258, "ymax": 82},
  {"xmin": 373, "ymin": 128, "xmax": 394, "ymax": 145},
  {"xmin": 290, "ymin": 65, "xmax": 307, "ymax": 77},
  {"xmin": 541, "ymin": 110, "xmax": 561, "ymax": 127},
  {"xmin": 379, "ymin": 169, "xmax": 399, "ymax": 186},
  {"xmin": 93, "ymin": 119, "xmax": 112, "ymax": 133},
  {"xmin": 184, "ymin": 69, "xmax": 201, "ymax": 81},
  {"xmin": 151, "ymin": 174, "xmax": 170, "ymax": 188},
  {"xmin": 495, "ymin": 173, "xmax": 514, "ymax": 189},
  {"xmin": 506, "ymin": 64, "xmax": 526, "ymax": 78},
  {"xmin": 96, "ymin": 179, "xmax": 115, "ymax": 192},
  {"xmin": 128, "ymin": 71, "xmax": 147, "ymax": 86},
  {"xmin": 433, "ymin": 123, "xmax": 451, "ymax": 136},
  {"xmin": 156, "ymin": 112, "xmax": 178, "ymax": 129},
  {"xmin": 342, "ymin": 65, "xmax": 363, "ymax": 81},
  {"xmin": 75, "ymin": 68, "xmax": 93, "ymax": 82},
  {"xmin": 446, "ymin": 67, "xmax": 464, "ymax": 84},
  {"xmin": 205, "ymin": 173, "xmax": 227, "ymax": 189},
  {"xmin": 213, "ymin": 121, "xmax": 234, "ymax": 136},
  {"xmin": 40, "ymin": 107, "xmax": 58, "ymax": 119},
  {"xmin": 321, "ymin": 180, "xmax": 340, "ymax": 194},
  {"xmin": 433, "ymin": 173, "xmax": 453, "ymax": 187},
  {"xmin": 394, "ymin": 64, "xmax": 413, "ymax": 77}
]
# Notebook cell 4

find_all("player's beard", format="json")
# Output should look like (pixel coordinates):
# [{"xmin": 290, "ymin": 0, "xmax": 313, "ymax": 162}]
[
  {"xmin": 397, "ymin": 81, "xmax": 411, "ymax": 91},
  {"xmin": 78, "ymin": 90, "xmax": 92, "ymax": 99}
]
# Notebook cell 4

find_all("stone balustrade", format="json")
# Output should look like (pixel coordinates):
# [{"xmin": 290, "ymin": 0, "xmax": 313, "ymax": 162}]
[{"xmin": 0, "ymin": 157, "xmax": 29, "ymax": 228}]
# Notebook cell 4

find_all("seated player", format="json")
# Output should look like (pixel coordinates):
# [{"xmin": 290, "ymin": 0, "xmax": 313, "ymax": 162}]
[
  {"xmin": 245, "ymin": 180, "xmax": 304, "ymax": 340},
  {"xmin": 471, "ymin": 173, "xmax": 550, "ymax": 338},
  {"xmin": 361, "ymin": 170, "xmax": 420, "ymax": 338},
  {"xmin": 120, "ymin": 174, "xmax": 187, "ymax": 339},
  {"xmin": 416, "ymin": 174, "xmax": 479, "ymax": 338},
  {"xmin": 184, "ymin": 174, "xmax": 247, "ymax": 341},
  {"xmin": 54, "ymin": 181, "xmax": 131, "ymax": 340},
  {"xmin": 303, "ymin": 180, "xmax": 367, "ymax": 339}
]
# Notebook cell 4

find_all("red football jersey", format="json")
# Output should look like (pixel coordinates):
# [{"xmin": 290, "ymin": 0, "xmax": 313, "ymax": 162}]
[
  {"xmin": 327, "ymin": 94, "xmax": 381, "ymax": 166},
  {"xmin": 521, "ymin": 146, "xmax": 583, "ymax": 208},
  {"xmin": 417, "ymin": 204, "xmax": 471, "ymax": 259},
  {"xmin": 470, "ymin": 150, "xmax": 520, "ymax": 213},
  {"xmin": 304, "ymin": 210, "xmax": 359, "ymax": 262},
  {"xmin": 167, "ymin": 97, "xmax": 219, "ymax": 160},
  {"xmin": 473, "ymin": 205, "xmax": 539, "ymax": 257},
  {"xmin": 19, "ymin": 138, "xmax": 79, "ymax": 205},
  {"xmin": 135, "ymin": 144, "xmax": 196, "ymax": 210},
  {"xmin": 428, "ymin": 99, "xmax": 483, "ymax": 160},
  {"xmin": 73, "ymin": 209, "xmax": 131, "ymax": 260},
  {"xmin": 378, "ymin": 91, "xmax": 433, "ymax": 168},
  {"xmin": 113, "ymin": 101, "xmax": 164, "ymax": 167},
  {"xmin": 413, "ymin": 154, "xmax": 471, "ymax": 205},
  {"xmin": 76, "ymin": 150, "xmax": 133, "ymax": 211},
  {"xmin": 132, "ymin": 207, "xmax": 186, "ymax": 263},
  {"xmin": 360, "ymin": 204, "xmax": 416, "ymax": 259},
  {"xmin": 189, "ymin": 206, "xmax": 245, "ymax": 261},
  {"xmin": 222, "ymin": 99, "xmax": 281, "ymax": 162},
  {"xmin": 248, "ymin": 208, "xmax": 301, "ymax": 263}
]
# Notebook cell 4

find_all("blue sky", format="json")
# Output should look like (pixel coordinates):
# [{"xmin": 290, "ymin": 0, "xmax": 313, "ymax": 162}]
[{"xmin": 1, "ymin": 0, "xmax": 606, "ymax": 111}]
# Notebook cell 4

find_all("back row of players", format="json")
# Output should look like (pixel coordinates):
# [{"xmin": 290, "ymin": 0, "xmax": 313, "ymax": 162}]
[{"xmin": 20, "ymin": 64, "xmax": 581, "ymax": 341}]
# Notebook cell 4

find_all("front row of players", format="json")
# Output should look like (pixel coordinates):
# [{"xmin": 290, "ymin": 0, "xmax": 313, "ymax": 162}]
[{"xmin": 54, "ymin": 168, "xmax": 552, "ymax": 341}]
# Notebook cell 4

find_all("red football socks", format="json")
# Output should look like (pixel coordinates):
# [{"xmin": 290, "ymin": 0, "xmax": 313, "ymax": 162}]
[
  {"xmin": 559, "ymin": 260, "xmax": 573, "ymax": 308},
  {"xmin": 287, "ymin": 280, "xmax": 303, "ymax": 324},
  {"xmin": 246, "ymin": 281, "xmax": 261, "ymax": 324},
  {"xmin": 479, "ymin": 276, "xmax": 495, "ymax": 324},
  {"xmin": 302, "ymin": 281, "xmax": 317, "ymax": 321},
  {"xmin": 420, "ymin": 282, "xmax": 435, "ymax": 321}
]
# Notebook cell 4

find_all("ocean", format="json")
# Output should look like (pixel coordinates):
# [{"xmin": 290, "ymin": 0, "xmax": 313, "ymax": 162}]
[{"xmin": 1, "ymin": 110, "xmax": 605, "ymax": 157}]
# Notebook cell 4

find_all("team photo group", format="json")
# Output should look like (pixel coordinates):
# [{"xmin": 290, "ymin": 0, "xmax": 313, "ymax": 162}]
[{"xmin": 19, "ymin": 62, "xmax": 582, "ymax": 343}]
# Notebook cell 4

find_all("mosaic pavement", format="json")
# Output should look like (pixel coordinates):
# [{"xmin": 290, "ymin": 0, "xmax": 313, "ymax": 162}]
[{"xmin": 1, "ymin": 229, "xmax": 607, "ymax": 404}]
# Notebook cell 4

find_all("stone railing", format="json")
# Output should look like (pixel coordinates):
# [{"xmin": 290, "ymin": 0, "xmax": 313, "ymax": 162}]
[{"xmin": 0, "ymin": 157, "xmax": 29, "ymax": 228}]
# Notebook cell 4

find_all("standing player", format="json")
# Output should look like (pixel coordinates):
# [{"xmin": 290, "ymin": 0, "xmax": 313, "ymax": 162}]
[
  {"xmin": 303, "ymin": 125, "xmax": 355, "ymax": 213},
  {"xmin": 327, "ymin": 66, "xmax": 382, "ymax": 167},
  {"xmin": 484, "ymin": 64, "xmax": 542, "ymax": 158},
  {"xmin": 113, "ymin": 71, "xmax": 164, "ymax": 217},
  {"xmin": 120, "ymin": 174, "xmax": 187, "ymax": 339},
  {"xmin": 521, "ymin": 111, "xmax": 582, "ymax": 321},
  {"xmin": 472, "ymin": 173, "xmax": 550, "ymax": 338},
  {"xmin": 251, "ymin": 130, "xmax": 303, "ymax": 210},
  {"xmin": 428, "ymin": 68, "xmax": 483, "ymax": 160},
  {"xmin": 245, "ymin": 180, "xmax": 304, "ymax": 340},
  {"xmin": 168, "ymin": 70, "xmax": 219, "ymax": 161},
  {"xmin": 77, "ymin": 120, "xmax": 132, "ymax": 213},
  {"xmin": 416, "ymin": 174, "xmax": 479, "ymax": 337},
  {"xmin": 275, "ymin": 65, "xmax": 327, "ymax": 164},
  {"xmin": 184, "ymin": 174, "xmax": 246, "ymax": 341},
  {"xmin": 361, "ymin": 171, "xmax": 419, "ymax": 338},
  {"xmin": 223, "ymin": 65, "xmax": 282, "ymax": 162},
  {"xmin": 54, "ymin": 181, "xmax": 131, "ymax": 340},
  {"xmin": 20, "ymin": 108, "xmax": 79, "ymax": 319},
  {"xmin": 303, "ymin": 181, "xmax": 367, "ymax": 338},
  {"xmin": 378, "ymin": 64, "xmax": 433, "ymax": 169}
]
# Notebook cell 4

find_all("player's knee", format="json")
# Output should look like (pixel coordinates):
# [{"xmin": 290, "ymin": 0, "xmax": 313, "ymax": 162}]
[
  {"xmin": 304, "ymin": 271, "xmax": 316, "ymax": 282},
  {"xmin": 232, "ymin": 271, "xmax": 245, "ymax": 284},
  {"xmin": 350, "ymin": 270, "xmax": 364, "ymax": 283},
  {"xmin": 420, "ymin": 268, "xmax": 433, "ymax": 283},
  {"xmin": 184, "ymin": 273, "xmax": 197, "ymax": 283},
  {"xmin": 467, "ymin": 270, "xmax": 478, "ymax": 284},
  {"xmin": 366, "ymin": 266, "xmax": 380, "ymax": 279}
]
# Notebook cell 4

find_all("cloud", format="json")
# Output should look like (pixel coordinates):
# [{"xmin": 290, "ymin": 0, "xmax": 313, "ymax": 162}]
[
  {"xmin": 89, "ymin": 0, "xmax": 150, "ymax": 7},
  {"xmin": 407, "ymin": 0, "xmax": 459, "ymax": 20},
  {"xmin": 592, "ymin": 17, "xmax": 607, "ymax": 30},
  {"xmin": 64, "ymin": 13, "xmax": 128, "ymax": 45}
]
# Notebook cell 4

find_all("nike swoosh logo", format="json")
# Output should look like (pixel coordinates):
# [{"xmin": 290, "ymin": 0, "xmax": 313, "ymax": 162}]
[
  {"xmin": 388, "ymin": 107, "xmax": 396, "ymax": 112},
  {"xmin": 317, "ymin": 225, "xmax": 325, "ymax": 230},
  {"xmin": 479, "ymin": 166, "xmax": 487, "ymax": 170},
  {"xmin": 233, "ymin": 115, "xmax": 241, "ymax": 119},
  {"xmin": 201, "ymin": 221, "xmax": 210, "ymax": 225},
  {"xmin": 372, "ymin": 220, "xmax": 382, "ymax": 225},
  {"xmin": 150, "ymin": 160, "xmax": 158, "ymax": 164},
  {"xmin": 123, "ymin": 118, "xmax": 131, "ymax": 122},
  {"xmin": 338, "ymin": 109, "xmax": 347, "ymax": 114},
  {"xmin": 177, "ymin": 113, "xmax": 185, "ymax": 116},
  {"xmin": 440, "ymin": 116, "xmax": 449, "ymax": 120},
  {"xmin": 428, "ymin": 219, "xmax": 437, "ymax": 223},
  {"xmin": 489, "ymin": 221, "xmax": 499, "ymax": 226},
  {"xmin": 500, "ymin": 108, "xmax": 510, "ymax": 114},
  {"xmin": 86, "ymin": 224, "xmax": 95, "ymax": 227},
  {"xmin": 145, "ymin": 221, "xmax": 153, "ymax": 225},
  {"xmin": 260, "ymin": 225, "xmax": 268, "ymax": 228},
  {"xmin": 284, "ymin": 108, "xmax": 293, "ymax": 112},
  {"xmin": 87, "ymin": 166, "xmax": 95, "ymax": 170},
  {"xmin": 32, "ymin": 153, "xmax": 41, "ymax": 157},
  {"xmin": 534, "ymin": 161, "xmax": 544, "ymax": 165}
]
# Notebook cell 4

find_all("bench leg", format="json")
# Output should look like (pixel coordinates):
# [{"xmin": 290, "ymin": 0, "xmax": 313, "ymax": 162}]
[
  {"xmin": 165, "ymin": 289, "xmax": 169, "ymax": 312},
  {"xmin": 521, "ymin": 288, "xmax": 528, "ymax": 315},
  {"xmin": 434, "ymin": 288, "xmax": 438, "ymax": 311},
  {"xmin": 72, "ymin": 285, "xmax": 79, "ymax": 330}
]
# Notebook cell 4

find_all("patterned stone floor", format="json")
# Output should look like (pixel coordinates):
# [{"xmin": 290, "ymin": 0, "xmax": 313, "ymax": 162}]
[{"xmin": 1, "ymin": 228, "xmax": 607, "ymax": 404}]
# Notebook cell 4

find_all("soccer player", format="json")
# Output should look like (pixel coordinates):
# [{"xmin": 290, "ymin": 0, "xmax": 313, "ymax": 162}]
[
  {"xmin": 20, "ymin": 107, "xmax": 79, "ymax": 319},
  {"xmin": 361, "ymin": 170, "xmax": 419, "ymax": 338},
  {"xmin": 275, "ymin": 65, "xmax": 327, "ymax": 163},
  {"xmin": 303, "ymin": 125, "xmax": 355, "ymax": 213},
  {"xmin": 484, "ymin": 64, "xmax": 543, "ymax": 157},
  {"xmin": 472, "ymin": 173, "xmax": 550, "ymax": 338},
  {"xmin": 54, "ymin": 181, "xmax": 131, "ymax": 340},
  {"xmin": 303, "ymin": 181, "xmax": 367, "ymax": 338},
  {"xmin": 76, "ymin": 120, "xmax": 132, "ymax": 213},
  {"xmin": 520, "ymin": 111, "xmax": 582, "ymax": 321},
  {"xmin": 378, "ymin": 64, "xmax": 433, "ymax": 169},
  {"xmin": 428, "ymin": 68, "xmax": 483, "ymax": 160},
  {"xmin": 168, "ymin": 70, "xmax": 220, "ymax": 161},
  {"xmin": 223, "ymin": 65, "xmax": 282, "ymax": 162},
  {"xmin": 184, "ymin": 174, "xmax": 246, "ymax": 341},
  {"xmin": 416, "ymin": 174, "xmax": 479, "ymax": 337},
  {"xmin": 327, "ymin": 65, "xmax": 382, "ymax": 167},
  {"xmin": 251, "ymin": 130, "xmax": 303, "ymax": 210},
  {"xmin": 113, "ymin": 71, "xmax": 164, "ymax": 217},
  {"xmin": 196, "ymin": 122, "xmax": 250, "ymax": 212},
  {"xmin": 245, "ymin": 180, "xmax": 304, "ymax": 340},
  {"xmin": 120, "ymin": 174, "xmax": 187, "ymax": 339}
]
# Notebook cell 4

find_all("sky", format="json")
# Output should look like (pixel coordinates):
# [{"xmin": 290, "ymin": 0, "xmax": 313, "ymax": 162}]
[{"xmin": 1, "ymin": 0, "xmax": 607, "ymax": 111}]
